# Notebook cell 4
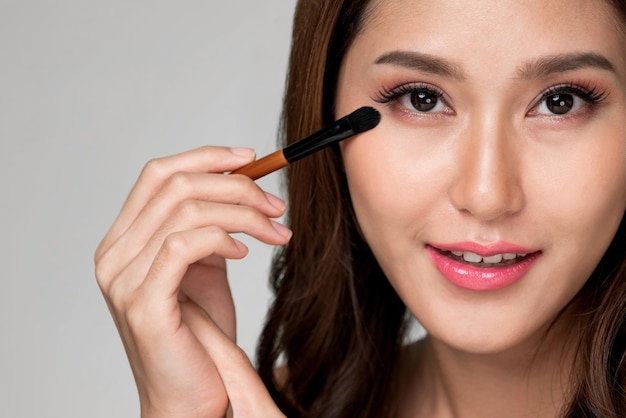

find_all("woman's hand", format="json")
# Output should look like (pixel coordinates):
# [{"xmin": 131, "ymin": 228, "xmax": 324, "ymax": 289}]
[{"xmin": 95, "ymin": 146, "xmax": 288, "ymax": 418}]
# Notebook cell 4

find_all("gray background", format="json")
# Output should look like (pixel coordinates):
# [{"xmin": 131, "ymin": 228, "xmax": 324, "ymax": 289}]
[{"xmin": 0, "ymin": 1, "xmax": 296, "ymax": 417}]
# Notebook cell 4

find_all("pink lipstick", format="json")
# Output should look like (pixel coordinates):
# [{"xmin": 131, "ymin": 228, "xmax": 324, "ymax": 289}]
[{"xmin": 426, "ymin": 242, "xmax": 541, "ymax": 291}]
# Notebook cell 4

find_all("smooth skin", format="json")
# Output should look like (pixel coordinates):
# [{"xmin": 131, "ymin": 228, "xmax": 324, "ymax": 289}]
[
  {"xmin": 95, "ymin": 147, "xmax": 288, "ymax": 417},
  {"xmin": 337, "ymin": 0, "xmax": 626, "ymax": 417}
]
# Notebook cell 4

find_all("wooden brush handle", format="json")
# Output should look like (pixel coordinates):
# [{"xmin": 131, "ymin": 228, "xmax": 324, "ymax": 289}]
[{"xmin": 230, "ymin": 150, "xmax": 288, "ymax": 180}]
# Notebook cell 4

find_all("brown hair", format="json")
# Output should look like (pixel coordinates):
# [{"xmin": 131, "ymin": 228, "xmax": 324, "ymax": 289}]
[{"xmin": 256, "ymin": 1, "xmax": 626, "ymax": 416}]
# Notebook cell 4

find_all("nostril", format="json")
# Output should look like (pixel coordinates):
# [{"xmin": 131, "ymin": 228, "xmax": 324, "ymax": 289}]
[{"xmin": 449, "ymin": 166, "xmax": 525, "ymax": 221}]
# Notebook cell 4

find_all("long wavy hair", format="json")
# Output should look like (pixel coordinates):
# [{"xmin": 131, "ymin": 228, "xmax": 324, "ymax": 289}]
[{"xmin": 256, "ymin": 1, "xmax": 626, "ymax": 416}]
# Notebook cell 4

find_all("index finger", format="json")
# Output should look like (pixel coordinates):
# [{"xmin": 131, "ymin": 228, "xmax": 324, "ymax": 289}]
[{"xmin": 96, "ymin": 146, "xmax": 256, "ymax": 260}]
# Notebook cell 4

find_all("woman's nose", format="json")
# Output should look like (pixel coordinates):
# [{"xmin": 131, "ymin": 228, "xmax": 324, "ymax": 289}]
[{"xmin": 448, "ymin": 118, "xmax": 525, "ymax": 222}]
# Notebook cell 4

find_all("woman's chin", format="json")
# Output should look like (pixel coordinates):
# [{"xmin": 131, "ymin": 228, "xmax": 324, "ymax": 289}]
[{"xmin": 418, "ymin": 312, "xmax": 555, "ymax": 357}]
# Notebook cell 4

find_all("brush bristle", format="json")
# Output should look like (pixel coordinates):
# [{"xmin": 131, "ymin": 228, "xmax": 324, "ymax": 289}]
[{"xmin": 348, "ymin": 106, "xmax": 381, "ymax": 133}]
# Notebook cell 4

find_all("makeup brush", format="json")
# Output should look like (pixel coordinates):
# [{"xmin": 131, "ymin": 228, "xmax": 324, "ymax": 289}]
[{"xmin": 231, "ymin": 106, "xmax": 381, "ymax": 180}]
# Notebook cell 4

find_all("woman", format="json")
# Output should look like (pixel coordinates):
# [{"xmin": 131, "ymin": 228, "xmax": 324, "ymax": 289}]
[{"xmin": 95, "ymin": 0, "xmax": 626, "ymax": 417}]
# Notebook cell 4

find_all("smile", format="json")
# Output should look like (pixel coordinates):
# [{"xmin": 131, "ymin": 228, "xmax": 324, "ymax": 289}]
[
  {"xmin": 445, "ymin": 250, "xmax": 529, "ymax": 267},
  {"xmin": 426, "ymin": 244, "xmax": 541, "ymax": 291}
]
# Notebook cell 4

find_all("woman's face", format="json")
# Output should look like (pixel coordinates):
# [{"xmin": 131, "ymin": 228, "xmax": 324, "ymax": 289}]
[{"xmin": 337, "ymin": 0, "xmax": 626, "ymax": 354}]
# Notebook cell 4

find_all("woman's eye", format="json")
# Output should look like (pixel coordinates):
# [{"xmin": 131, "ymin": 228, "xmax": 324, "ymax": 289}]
[
  {"xmin": 536, "ymin": 93, "xmax": 585, "ymax": 115},
  {"xmin": 399, "ymin": 89, "xmax": 445, "ymax": 113},
  {"xmin": 374, "ymin": 84, "xmax": 450, "ymax": 115},
  {"xmin": 531, "ymin": 85, "xmax": 607, "ymax": 117}
]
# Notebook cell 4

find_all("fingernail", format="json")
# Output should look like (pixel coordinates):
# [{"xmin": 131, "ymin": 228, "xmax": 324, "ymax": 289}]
[
  {"xmin": 271, "ymin": 220, "xmax": 292, "ymax": 239},
  {"xmin": 265, "ymin": 192, "xmax": 286, "ymax": 211},
  {"xmin": 230, "ymin": 147, "xmax": 255, "ymax": 157},
  {"xmin": 233, "ymin": 238, "xmax": 249, "ymax": 254}
]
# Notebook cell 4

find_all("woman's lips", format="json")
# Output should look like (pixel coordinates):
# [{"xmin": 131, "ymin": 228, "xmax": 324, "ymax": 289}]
[{"xmin": 426, "ymin": 243, "xmax": 541, "ymax": 291}]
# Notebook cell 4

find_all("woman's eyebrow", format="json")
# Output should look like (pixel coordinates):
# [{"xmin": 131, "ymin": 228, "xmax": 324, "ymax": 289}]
[
  {"xmin": 516, "ymin": 52, "xmax": 616, "ymax": 79},
  {"xmin": 374, "ymin": 51, "xmax": 616, "ymax": 81},
  {"xmin": 374, "ymin": 51, "xmax": 466, "ymax": 80}
]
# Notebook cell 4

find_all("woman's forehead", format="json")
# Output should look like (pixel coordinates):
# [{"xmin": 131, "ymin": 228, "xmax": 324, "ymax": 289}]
[{"xmin": 352, "ymin": 0, "xmax": 626, "ymax": 79}]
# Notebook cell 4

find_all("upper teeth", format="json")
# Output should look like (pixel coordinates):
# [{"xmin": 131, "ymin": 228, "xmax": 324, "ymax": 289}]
[{"xmin": 450, "ymin": 251, "xmax": 527, "ymax": 264}]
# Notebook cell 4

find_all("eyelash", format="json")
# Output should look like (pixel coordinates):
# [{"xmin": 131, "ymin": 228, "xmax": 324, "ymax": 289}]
[
  {"xmin": 372, "ymin": 81, "xmax": 608, "ymax": 115},
  {"xmin": 373, "ymin": 82, "xmax": 445, "ymax": 106},
  {"xmin": 536, "ymin": 82, "xmax": 608, "ymax": 107}
]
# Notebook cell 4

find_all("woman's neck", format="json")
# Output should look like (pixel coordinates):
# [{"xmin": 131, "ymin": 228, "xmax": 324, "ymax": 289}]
[{"xmin": 398, "ymin": 316, "xmax": 579, "ymax": 418}]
